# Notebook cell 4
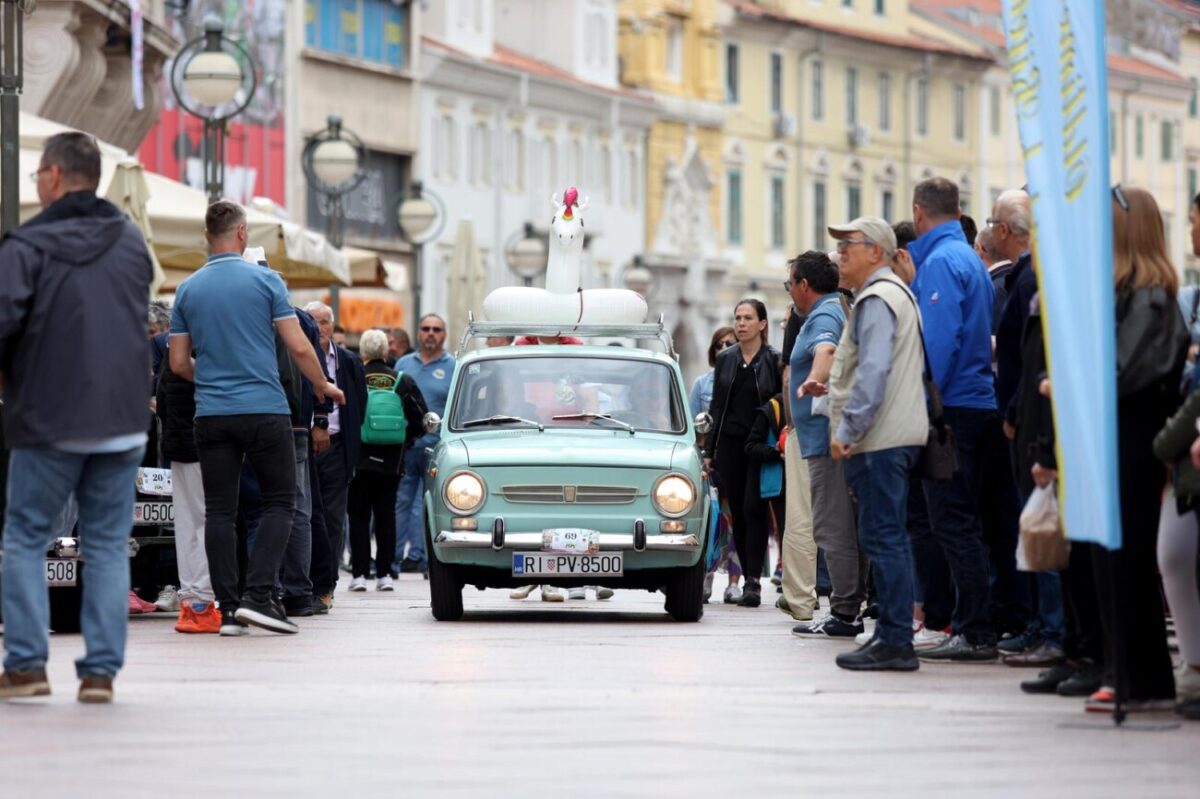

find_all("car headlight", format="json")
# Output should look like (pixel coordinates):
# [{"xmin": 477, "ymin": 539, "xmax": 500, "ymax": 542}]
[
  {"xmin": 653, "ymin": 474, "xmax": 695, "ymax": 518},
  {"xmin": 444, "ymin": 471, "xmax": 486, "ymax": 515}
]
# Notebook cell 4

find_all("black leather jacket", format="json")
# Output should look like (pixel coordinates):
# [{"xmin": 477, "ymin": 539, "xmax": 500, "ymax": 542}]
[{"xmin": 704, "ymin": 343, "xmax": 781, "ymax": 459}]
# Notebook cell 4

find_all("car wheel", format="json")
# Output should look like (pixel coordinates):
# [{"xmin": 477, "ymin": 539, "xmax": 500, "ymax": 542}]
[
  {"xmin": 426, "ymin": 525, "xmax": 463, "ymax": 621},
  {"xmin": 664, "ymin": 554, "xmax": 705, "ymax": 622}
]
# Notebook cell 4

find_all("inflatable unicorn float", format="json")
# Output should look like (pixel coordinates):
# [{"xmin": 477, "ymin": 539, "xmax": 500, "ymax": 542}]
[{"xmin": 481, "ymin": 187, "xmax": 648, "ymax": 329}]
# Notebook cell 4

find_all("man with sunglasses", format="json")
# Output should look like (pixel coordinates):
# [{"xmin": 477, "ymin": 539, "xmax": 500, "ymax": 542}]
[{"xmin": 393, "ymin": 315, "xmax": 456, "ymax": 576}]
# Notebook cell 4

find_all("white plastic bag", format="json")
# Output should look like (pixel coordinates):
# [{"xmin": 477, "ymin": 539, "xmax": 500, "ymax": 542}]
[{"xmin": 1017, "ymin": 482, "xmax": 1069, "ymax": 572}]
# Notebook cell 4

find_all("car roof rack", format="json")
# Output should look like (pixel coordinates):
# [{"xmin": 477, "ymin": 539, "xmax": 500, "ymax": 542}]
[{"xmin": 458, "ymin": 312, "xmax": 676, "ymax": 360}]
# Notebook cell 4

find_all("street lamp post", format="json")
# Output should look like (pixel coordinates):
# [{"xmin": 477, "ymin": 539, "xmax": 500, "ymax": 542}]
[
  {"xmin": 169, "ymin": 15, "xmax": 257, "ymax": 204},
  {"xmin": 396, "ymin": 181, "xmax": 445, "ymax": 334},
  {"xmin": 621, "ymin": 255, "xmax": 654, "ymax": 296},
  {"xmin": 504, "ymin": 222, "xmax": 547, "ymax": 287},
  {"xmin": 0, "ymin": 0, "xmax": 26, "ymax": 235},
  {"xmin": 301, "ymin": 114, "xmax": 366, "ymax": 249}
]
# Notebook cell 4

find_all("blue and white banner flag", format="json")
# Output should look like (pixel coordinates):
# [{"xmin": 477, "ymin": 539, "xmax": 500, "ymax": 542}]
[{"xmin": 1002, "ymin": 1, "xmax": 1121, "ymax": 549}]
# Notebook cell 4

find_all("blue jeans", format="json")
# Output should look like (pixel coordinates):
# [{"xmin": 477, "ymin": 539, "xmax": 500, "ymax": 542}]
[
  {"xmin": 2, "ymin": 445, "xmax": 143, "ymax": 677},
  {"xmin": 921, "ymin": 407, "xmax": 998, "ymax": 646},
  {"xmin": 1028, "ymin": 571, "xmax": 1065, "ymax": 646},
  {"xmin": 393, "ymin": 446, "xmax": 428, "ymax": 570},
  {"xmin": 845, "ymin": 446, "xmax": 919, "ymax": 648}
]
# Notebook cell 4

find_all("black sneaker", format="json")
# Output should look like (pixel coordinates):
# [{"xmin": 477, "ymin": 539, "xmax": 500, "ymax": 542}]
[
  {"xmin": 739, "ymin": 580, "xmax": 762, "ymax": 608},
  {"xmin": 792, "ymin": 613, "xmax": 864, "ymax": 638},
  {"xmin": 398, "ymin": 558, "xmax": 421, "ymax": 573},
  {"xmin": 1056, "ymin": 663, "xmax": 1103, "ymax": 697},
  {"xmin": 1020, "ymin": 661, "xmax": 1076, "ymax": 694},
  {"xmin": 836, "ymin": 640, "xmax": 919, "ymax": 672},
  {"xmin": 998, "ymin": 630, "xmax": 1035, "ymax": 654},
  {"xmin": 219, "ymin": 608, "xmax": 249, "ymax": 637},
  {"xmin": 1178, "ymin": 698, "xmax": 1200, "ymax": 720},
  {"xmin": 917, "ymin": 634, "xmax": 998, "ymax": 663},
  {"xmin": 235, "ymin": 596, "xmax": 299, "ymax": 634},
  {"xmin": 283, "ymin": 598, "xmax": 314, "ymax": 618}
]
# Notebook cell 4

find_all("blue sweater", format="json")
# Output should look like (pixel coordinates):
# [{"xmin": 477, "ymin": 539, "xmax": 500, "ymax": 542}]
[{"xmin": 908, "ymin": 221, "xmax": 998, "ymax": 410}]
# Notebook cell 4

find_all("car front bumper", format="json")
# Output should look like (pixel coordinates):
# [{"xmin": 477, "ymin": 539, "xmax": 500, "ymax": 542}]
[{"xmin": 434, "ymin": 531, "xmax": 701, "ymax": 551}]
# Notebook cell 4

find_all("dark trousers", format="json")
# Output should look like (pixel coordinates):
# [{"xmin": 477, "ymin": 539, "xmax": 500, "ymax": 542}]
[
  {"xmin": 921, "ymin": 406, "xmax": 997, "ymax": 645},
  {"xmin": 1061, "ymin": 542, "xmax": 1104, "ymax": 665},
  {"xmin": 715, "ymin": 433, "xmax": 767, "ymax": 582},
  {"xmin": 195, "ymin": 414, "xmax": 296, "ymax": 608},
  {"xmin": 307, "ymin": 441, "xmax": 330, "ymax": 597},
  {"xmin": 348, "ymin": 470, "xmax": 401, "ymax": 580},
  {"xmin": 978, "ymin": 423, "xmax": 1030, "ymax": 635},
  {"xmin": 311, "ymin": 436, "xmax": 349, "ymax": 596},
  {"xmin": 908, "ymin": 475, "xmax": 955, "ymax": 630}
]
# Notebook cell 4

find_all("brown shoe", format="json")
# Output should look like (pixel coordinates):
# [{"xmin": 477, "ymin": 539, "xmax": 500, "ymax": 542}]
[
  {"xmin": 0, "ymin": 669, "xmax": 51, "ymax": 698},
  {"xmin": 1003, "ymin": 642, "xmax": 1066, "ymax": 668},
  {"xmin": 78, "ymin": 676, "xmax": 114, "ymax": 704}
]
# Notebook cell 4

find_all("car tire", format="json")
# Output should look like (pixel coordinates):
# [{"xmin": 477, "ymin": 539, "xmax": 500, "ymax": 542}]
[
  {"xmin": 426, "ymin": 525, "xmax": 464, "ymax": 621},
  {"xmin": 664, "ymin": 554, "xmax": 705, "ymax": 622}
]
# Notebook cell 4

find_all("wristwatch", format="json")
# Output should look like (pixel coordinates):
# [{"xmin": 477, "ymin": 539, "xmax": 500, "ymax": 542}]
[{"xmin": 312, "ymin": 416, "xmax": 330, "ymax": 431}]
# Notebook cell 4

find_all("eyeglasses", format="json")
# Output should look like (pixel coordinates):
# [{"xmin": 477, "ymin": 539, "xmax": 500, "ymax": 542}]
[
  {"xmin": 28, "ymin": 166, "xmax": 51, "ymax": 183},
  {"xmin": 420, "ymin": 326, "xmax": 445, "ymax": 333},
  {"xmin": 835, "ymin": 238, "xmax": 874, "ymax": 253},
  {"xmin": 783, "ymin": 280, "xmax": 794, "ymax": 292},
  {"xmin": 717, "ymin": 339, "xmax": 737, "ymax": 350},
  {"xmin": 1112, "ymin": 184, "xmax": 1129, "ymax": 212}
]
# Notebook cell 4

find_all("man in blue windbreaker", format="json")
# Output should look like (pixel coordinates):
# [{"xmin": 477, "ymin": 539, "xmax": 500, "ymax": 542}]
[{"xmin": 906, "ymin": 177, "xmax": 1000, "ymax": 663}]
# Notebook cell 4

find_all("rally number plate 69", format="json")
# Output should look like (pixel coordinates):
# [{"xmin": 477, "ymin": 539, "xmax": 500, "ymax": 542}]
[{"xmin": 512, "ymin": 552, "xmax": 623, "ymax": 577}]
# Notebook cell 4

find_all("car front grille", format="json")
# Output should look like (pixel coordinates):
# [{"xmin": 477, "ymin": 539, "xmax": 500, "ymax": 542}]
[{"xmin": 498, "ymin": 485, "xmax": 639, "ymax": 504}]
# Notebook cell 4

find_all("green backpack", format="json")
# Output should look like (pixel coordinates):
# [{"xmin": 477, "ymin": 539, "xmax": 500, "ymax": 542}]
[{"xmin": 360, "ymin": 372, "xmax": 408, "ymax": 446}]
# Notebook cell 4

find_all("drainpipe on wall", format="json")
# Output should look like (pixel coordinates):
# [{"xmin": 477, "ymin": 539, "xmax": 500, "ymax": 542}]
[
  {"xmin": 794, "ymin": 33, "xmax": 823, "ymax": 249},
  {"xmin": 903, "ymin": 54, "xmax": 933, "ymax": 213}
]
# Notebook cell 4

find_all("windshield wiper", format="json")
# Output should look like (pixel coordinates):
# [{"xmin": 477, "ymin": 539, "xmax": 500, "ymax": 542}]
[
  {"xmin": 461, "ymin": 415, "xmax": 544, "ymax": 431},
  {"xmin": 551, "ymin": 412, "xmax": 636, "ymax": 435}
]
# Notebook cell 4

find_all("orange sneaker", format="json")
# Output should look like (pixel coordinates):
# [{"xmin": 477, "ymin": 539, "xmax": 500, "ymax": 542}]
[{"xmin": 175, "ymin": 602, "xmax": 221, "ymax": 634}]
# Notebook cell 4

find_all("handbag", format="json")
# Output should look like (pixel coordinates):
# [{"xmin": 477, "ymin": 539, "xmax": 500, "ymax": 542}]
[
  {"xmin": 1018, "ymin": 482, "xmax": 1070, "ymax": 572},
  {"xmin": 892, "ymin": 281, "xmax": 959, "ymax": 480},
  {"xmin": 759, "ymin": 398, "xmax": 784, "ymax": 499}
]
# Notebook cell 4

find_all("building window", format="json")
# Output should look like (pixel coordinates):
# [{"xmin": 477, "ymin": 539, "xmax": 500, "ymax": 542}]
[
  {"xmin": 570, "ymin": 139, "xmax": 584, "ymax": 183},
  {"xmin": 539, "ymin": 136, "xmax": 557, "ymax": 191},
  {"xmin": 916, "ymin": 77, "xmax": 928, "ymax": 136},
  {"xmin": 434, "ymin": 115, "xmax": 458, "ymax": 180},
  {"xmin": 842, "ymin": 0, "xmax": 853, "ymax": 7},
  {"xmin": 953, "ymin": 84, "xmax": 966, "ymax": 141},
  {"xmin": 726, "ymin": 43, "xmax": 739, "ymax": 104},
  {"xmin": 771, "ymin": 175, "xmax": 785, "ymax": 249},
  {"xmin": 770, "ymin": 52, "xmax": 783, "ymax": 115},
  {"xmin": 813, "ymin": 181, "xmax": 826, "ymax": 249},
  {"xmin": 624, "ymin": 148, "xmax": 640, "ymax": 208},
  {"xmin": 878, "ymin": 73, "xmax": 891, "ymax": 131},
  {"xmin": 727, "ymin": 169, "xmax": 743, "ymax": 245},
  {"xmin": 598, "ymin": 143, "xmax": 613, "ymax": 197},
  {"xmin": 1136, "ymin": 114, "xmax": 1144, "ymax": 159},
  {"xmin": 1162, "ymin": 120, "xmax": 1175, "ymax": 162},
  {"xmin": 846, "ymin": 184, "xmax": 861, "ymax": 220},
  {"xmin": 666, "ymin": 18, "xmax": 683, "ymax": 83},
  {"xmin": 881, "ymin": 189, "xmax": 894, "ymax": 222},
  {"xmin": 811, "ymin": 60, "xmax": 824, "ymax": 121},
  {"xmin": 1191, "ymin": 79, "xmax": 1198, "ymax": 119},
  {"xmin": 469, "ymin": 122, "xmax": 491, "ymax": 186},
  {"xmin": 874, "ymin": 0, "xmax": 885, "ymax": 13},
  {"xmin": 990, "ymin": 86, "xmax": 1001, "ymax": 136},
  {"xmin": 845, "ymin": 67, "xmax": 858, "ymax": 126},
  {"xmin": 506, "ymin": 129, "xmax": 525, "ymax": 192},
  {"xmin": 1189, "ymin": 167, "xmax": 1197, "ymax": 203},
  {"xmin": 305, "ymin": 0, "xmax": 408, "ymax": 68}
]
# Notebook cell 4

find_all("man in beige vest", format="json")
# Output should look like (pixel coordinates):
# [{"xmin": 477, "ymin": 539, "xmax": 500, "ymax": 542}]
[{"xmin": 825, "ymin": 217, "xmax": 929, "ymax": 672}]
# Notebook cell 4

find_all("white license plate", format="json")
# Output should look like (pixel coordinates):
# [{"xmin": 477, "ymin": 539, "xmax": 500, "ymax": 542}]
[
  {"xmin": 512, "ymin": 552, "xmax": 623, "ymax": 577},
  {"xmin": 133, "ymin": 500, "xmax": 174, "ymax": 526},
  {"xmin": 45, "ymin": 559, "xmax": 77, "ymax": 587}
]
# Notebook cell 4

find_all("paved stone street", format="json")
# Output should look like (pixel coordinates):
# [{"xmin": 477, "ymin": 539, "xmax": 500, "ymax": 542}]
[{"xmin": 2, "ymin": 574, "xmax": 1198, "ymax": 798}]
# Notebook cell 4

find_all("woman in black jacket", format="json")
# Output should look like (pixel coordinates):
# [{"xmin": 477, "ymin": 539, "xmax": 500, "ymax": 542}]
[
  {"xmin": 346, "ymin": 330, "xmax": 428, "ymax": 591},
  {"xmin": 704, "ymin": 299, "xmax": 781, "ymax": 607}
]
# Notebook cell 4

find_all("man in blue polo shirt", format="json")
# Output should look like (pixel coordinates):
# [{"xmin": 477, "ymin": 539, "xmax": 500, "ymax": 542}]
[
  {"xmin": 786, "ymin": 250, "xmax": 866, "ymax": 639},
  {"xmin": 170, "ymin": 200, "xmax": 344, "ymax": 635},
  {"xmin": 907, "ymin": 177, "xmax": 999, "ymax": 662},
  {"xmin": 393, "ymin": 314, "xmax": 456, "ymax": 575}
]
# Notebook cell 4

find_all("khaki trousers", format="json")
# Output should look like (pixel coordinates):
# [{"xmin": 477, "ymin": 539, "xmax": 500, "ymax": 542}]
[{"xmin": 782, "ymin": 427, "xmax": 817, "ymax": 617}]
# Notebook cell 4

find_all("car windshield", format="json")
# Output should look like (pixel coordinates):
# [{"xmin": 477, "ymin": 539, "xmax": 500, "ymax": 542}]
[{"xmin": 451, "ymin": 356, "xmax": 685, "ymax": 434}]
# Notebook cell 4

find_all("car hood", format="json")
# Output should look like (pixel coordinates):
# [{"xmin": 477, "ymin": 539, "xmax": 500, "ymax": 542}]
[{"xmin": 461, "ymin": 431, "xmax": 683, "ymax": 470}]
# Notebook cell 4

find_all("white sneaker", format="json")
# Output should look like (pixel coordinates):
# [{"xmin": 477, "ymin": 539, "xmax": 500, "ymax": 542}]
[
  {"xmin": 510, "ymin": 584, "xmax": 536, "ymax": 600},
  {"xmin": 568, "ymin": 587, "xmax": 587, "ymax": 600},
  {"xmin": 854, "ymin": 630, "xmax": 874, "ymax": 646},
  {"xmin": 1176, "ymin": 659, "xmax": 1200, "ymax": 703},
  {"xmin": 913, "ymin": 625, "xmax": 950, "ymax": 651},
  {"xmin": 540, "ymin": 586, "xmax": 564, "ymax": 602},
  {"xmin": 376, "ymin": 575, "xmax": 394, "ymax": 592},
  {"xmin": 154, "ymin": 585, "xmax": 180, "ymax": 613},
  {"xmin": 348, "ymin": 576, "xmax": 367, "ymax": 592},
  {"xmin": 595, "ymin": 586, "xmax": 614, "ymax": 600}
]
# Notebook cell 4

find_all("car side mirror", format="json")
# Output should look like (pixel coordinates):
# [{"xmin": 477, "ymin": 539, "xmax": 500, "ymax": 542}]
[
  {"xmin": 694, "ymin": 412, "xmax": 713, "ymax": 435},
  {"xmin": 423, "ymin": 412, "xmax": 442, "ymax": 434}
]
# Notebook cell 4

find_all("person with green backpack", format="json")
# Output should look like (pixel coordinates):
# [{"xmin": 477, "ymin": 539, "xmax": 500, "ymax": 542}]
[{"xmin": 346, "ymin": 329, "xmax": 428, "ymax": 592}]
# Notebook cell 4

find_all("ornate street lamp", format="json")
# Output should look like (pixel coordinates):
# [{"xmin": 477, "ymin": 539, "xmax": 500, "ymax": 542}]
[
  {"xmin": 301, "ymin": 115, "xmax": 366, "ymax": 249},
  {"xmin": 0, "ymin": 0, "xmax": 30, "ymax": 235},
  {"xmin": 621, "ymin": 255, "xmax": 654, "ymax": 296},
  {"xmin": 396, "ymin": 181, "xmax": 446, "ymax": 333},
  {"xmin": 504, "ymin": 222, "xmax": 547, "ymax": 287},
  {"xmin": 169, "ymin": 15, "xmax": 257, "ymax": 204}
]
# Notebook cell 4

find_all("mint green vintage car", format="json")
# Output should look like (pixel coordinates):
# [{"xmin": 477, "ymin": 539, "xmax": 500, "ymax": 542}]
[{"xmin": 421, "ymin": 321, "xmax": 712, "ymax": 622}]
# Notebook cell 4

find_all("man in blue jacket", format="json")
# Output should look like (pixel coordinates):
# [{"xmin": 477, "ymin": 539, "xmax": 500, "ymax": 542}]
[{"xmin": 906, "ymin": 177, "xmax": 1000, "ymax": 662}]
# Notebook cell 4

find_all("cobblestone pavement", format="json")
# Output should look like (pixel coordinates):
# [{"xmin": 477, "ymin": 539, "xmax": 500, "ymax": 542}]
[{"xmin": 2, "ymin": 574, "xmax": 1198, "ymax": 798}]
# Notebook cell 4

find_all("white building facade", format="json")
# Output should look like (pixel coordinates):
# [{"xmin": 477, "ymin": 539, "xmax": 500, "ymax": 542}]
[{"xmin": 417, "ymin": 0, "xmax": 658, "ymax": 334}]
